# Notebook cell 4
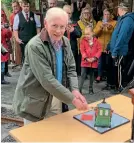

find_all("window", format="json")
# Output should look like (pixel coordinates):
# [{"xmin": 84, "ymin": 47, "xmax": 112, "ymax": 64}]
[
  {"xmin": 105, "ymin": 110, "xmax": 109, "ymax": 116},
  {"xmin": 99, "ymin": 109, "xmax": 103, "ymax": 116}
]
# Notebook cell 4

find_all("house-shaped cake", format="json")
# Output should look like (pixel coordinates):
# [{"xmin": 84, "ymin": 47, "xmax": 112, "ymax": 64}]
[{"xmin": 94, "ymin": 99, "xmax": 113, "ymax": 128}]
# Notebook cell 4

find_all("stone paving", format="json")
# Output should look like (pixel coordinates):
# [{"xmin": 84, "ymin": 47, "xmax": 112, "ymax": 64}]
[{"xmin": 1, "ymin": 68, "xmax": 131, "ymax": 142}]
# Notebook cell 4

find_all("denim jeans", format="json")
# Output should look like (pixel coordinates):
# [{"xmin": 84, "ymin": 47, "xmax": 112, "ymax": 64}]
[{"xmin": 1, "ymin": 62, "xmax": 5, "ymax": 73}]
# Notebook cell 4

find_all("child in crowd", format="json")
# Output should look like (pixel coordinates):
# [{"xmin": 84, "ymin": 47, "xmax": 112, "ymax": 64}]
[
  {"xmin": 79, "ymin": 25, "xmax": 102, "ymax": 94},
  {"xmin": 1, "ymin": 10, "xmax": 12, "ymax": 84}
]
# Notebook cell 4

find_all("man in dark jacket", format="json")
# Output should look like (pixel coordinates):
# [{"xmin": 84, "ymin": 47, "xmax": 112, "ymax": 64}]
[
  {"xmin": 13, "ymin": 0, "xmax": 41, "ymax": 64},
  {"xmin": 63, "ymin": 5, "xmax": 82, "ymax": 76},
  {"xmin": 13, "ymin": 7, "xmax": 88, "ymax": 125},
  {"xmin": 107, "ymin": 2, "xmax": 134, "ymax": 93},
  {"xmin": 71, "ymin": 0, "xmax": 88, "ymax": 22},
  {"xmin": 62, "ymin": 5, "xmax": 82, "ymax": 112}
]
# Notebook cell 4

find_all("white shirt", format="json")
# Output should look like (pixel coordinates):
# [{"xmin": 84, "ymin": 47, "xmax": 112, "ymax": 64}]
[
  {"xmin": 13, "ymin": 10, "xmax": 41, "ymax": 31},
  {"xmin": 77, "ymin": 1, "xmax": 83, "ymax": 8}
]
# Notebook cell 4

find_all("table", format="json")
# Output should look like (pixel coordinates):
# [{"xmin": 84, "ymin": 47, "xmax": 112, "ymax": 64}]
[
  {"xmin": 9, "ymin": 94, "xmax": 132, "ymax": 142},
  {"xmin": 129, "ymin": 88, "xmax": 134, "ymax": 141}
]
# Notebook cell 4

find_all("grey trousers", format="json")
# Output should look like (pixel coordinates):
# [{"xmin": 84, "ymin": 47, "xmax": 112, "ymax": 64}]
[{"xmin": 79, "ymin": 67, "xmax": 95, "ymax": 90}]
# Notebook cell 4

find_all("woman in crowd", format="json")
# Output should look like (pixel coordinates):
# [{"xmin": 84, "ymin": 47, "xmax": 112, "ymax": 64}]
[
  {"xmin": 79, "ymin": 25, "xmax": 102, "ymax": 95},
  {"xmin": 94, "ymin": 8, "xmax": 116, "ymax": 83},
  {"xmin": 77, "ymin": 6, "xmax": 96, "ymax": 76},
  {"xmin": 78, "ymin": 6, "xmax": 96, "ymax": 38}
]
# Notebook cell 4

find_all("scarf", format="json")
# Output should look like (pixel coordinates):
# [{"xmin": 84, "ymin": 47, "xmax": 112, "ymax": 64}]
[{"xmin": 80, "ymin": 17, "xmax": 94, "ymax": 28}]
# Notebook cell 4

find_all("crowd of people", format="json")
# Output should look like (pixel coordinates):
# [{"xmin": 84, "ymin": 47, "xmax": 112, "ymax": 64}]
[{"xmin": 1, "ymin": 0, "xmax": 134, "ymax": 124}]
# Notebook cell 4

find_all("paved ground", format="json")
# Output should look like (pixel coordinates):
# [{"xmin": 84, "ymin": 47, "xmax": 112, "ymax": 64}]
[{"xmin": 1, "ymin": 67, "xmax": 131, "ymax": 142}]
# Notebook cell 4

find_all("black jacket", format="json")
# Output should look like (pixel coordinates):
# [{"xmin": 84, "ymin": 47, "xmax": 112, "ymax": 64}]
[{"xmin": 64, "ymin": 21, "xmax": 82, "ymax": 54}]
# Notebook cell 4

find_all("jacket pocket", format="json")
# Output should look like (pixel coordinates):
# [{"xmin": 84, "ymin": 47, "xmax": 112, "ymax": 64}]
[{"xmin": 20, "ymin": 95, "xmax": 48, "ymax": 119}]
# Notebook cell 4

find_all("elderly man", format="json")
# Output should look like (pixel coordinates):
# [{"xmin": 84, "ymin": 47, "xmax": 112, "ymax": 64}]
[
  {"xmin": 13, "ymin": 7, "xmax": 88, "ymax": 125},
  {"xmin": 107, "ymin": 2, "xmax": 134, "ymax": 93}
]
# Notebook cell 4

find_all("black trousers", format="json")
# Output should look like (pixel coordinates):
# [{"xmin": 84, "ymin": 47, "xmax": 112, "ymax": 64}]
[
  {"xmin": 20, "ymin": 42, "xmax": 28, "ymax": 64},
  {"xmin": 122, "ymin": 55, "xmax": 134, "ymax": 86},
  {"xmin": 107, "ymin": 54, "xmax": 118, "ymax": 87},
  {"xmin": 62, "ymin": 103, "xmax": 69, "ymax": 112},
  {"xmin": 72, "ymin": 50, "xmax": 79, "ymax": 75},
  {"xmin": 97, "ymin": 52, "xmax": 108, "ymax": 77},
  {"xmin": 107, "ymin": 54, "xmax": 130, "ymax": 89},
  {"xmin": 5, "ymin": 61, "xmax": 9, "ymax": 74},
  {"xmin": 77, "ymin": 53, "xmax": 81, "ymax": 76}
]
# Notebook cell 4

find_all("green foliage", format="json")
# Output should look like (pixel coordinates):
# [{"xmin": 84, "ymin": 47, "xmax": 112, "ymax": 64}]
[{"xmin": 1, "ymin": 0, "xmax": 12, "ymax": 12}]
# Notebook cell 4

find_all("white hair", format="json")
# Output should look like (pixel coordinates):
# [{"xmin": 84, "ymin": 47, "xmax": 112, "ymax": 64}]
[
  {"xmin": 63, "ymin": 5, "xmax": 71, "ymax": 10},
  {"xmin": 45, "ymin": 7, "xmax": 68, "ymax": 24},
  {"xmin": 121, "ymin": 7, "xmax": 129, "ymax": 12}
]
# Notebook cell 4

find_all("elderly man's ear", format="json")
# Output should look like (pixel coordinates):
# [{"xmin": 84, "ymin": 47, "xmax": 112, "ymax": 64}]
[{"xmin": 44, "ymin": 19, "xmax": 47, "ymax": 28}]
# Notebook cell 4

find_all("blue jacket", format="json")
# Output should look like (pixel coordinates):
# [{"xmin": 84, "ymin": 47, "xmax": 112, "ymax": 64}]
[{"xmin": 108, "ymin": 12, "xmax": 134, "ymax": 56}]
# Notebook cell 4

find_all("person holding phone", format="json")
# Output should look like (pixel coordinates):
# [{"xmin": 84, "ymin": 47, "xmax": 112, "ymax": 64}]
[
  {"xmin": 63, "ymin": 5, "xmax": 82, "ymax": 76},
  {"xmin": 94, "ymin": 9, "xmax": 116, "ymax": 84}
]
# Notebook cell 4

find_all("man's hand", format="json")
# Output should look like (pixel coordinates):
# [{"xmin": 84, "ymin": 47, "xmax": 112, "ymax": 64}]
[
  {"xmin": 16, "ymin": 38, "xmax": 24, "ymax": 44},
  {"xmin": 72, "ymin": 90, "xmax": 88, "ymax": 111}
]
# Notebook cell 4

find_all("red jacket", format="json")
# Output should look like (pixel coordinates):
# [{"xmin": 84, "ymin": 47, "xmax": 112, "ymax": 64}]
[
  {"xmin": 1, "ymin": 28, "xmax": 12, "ymax": 62},
  {"xmin": 80, "ymin": 37, "xmax": 102, "ymax": 68}
]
